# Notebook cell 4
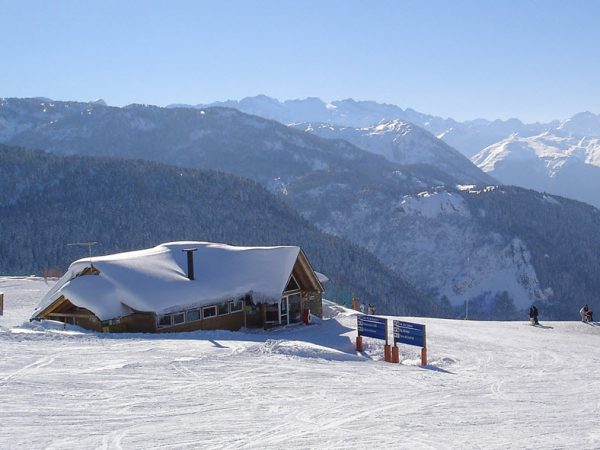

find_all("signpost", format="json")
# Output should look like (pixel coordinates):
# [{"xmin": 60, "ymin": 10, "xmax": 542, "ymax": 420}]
[
  {"xmin": 0, "ymin": 292, "xmax": 3, "ymax": 316},
  {"xmin": 356, "ymin": 315, "xmax": 392, "ymax": 361},
  {"xmin": 355, "ymin": 316, "xmax": 429, "ymax": 366},
  {"xmin": 357, "ymin": 315, "xmax": 387, "ymax": 340},
  {"xmin": 393, "ymin": 320, "xmax": 427, "ymax": 366}
]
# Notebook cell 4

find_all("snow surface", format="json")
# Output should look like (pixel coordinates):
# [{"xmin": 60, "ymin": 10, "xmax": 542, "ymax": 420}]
[
  {"xmin": 2, "ymin": 277, "xmax": 600, "ymax": 449},
  {"xmin": 34, "ymin": 242, "xmax": 301, "ymax": 321}
]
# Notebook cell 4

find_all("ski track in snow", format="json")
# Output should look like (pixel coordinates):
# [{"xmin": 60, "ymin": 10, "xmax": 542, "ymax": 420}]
[{"xmin": 1, "ymin": 277, "xmax": 600, "ymax": 449}]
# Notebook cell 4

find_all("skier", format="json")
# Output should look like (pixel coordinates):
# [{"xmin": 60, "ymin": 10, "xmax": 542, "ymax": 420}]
[
  {"xmin": 586, "ymin": 308, "xmax": 594, "ymax": 323},
  {"xmin": 529, "ymin": 305, "xmax": 539, "ymax": 325},
  {"xmin": 580, "ymin": 304, "xmax": 589, "ymax": 322},
  {"xmin": 359, "ymin": 303, "xmax": 365, "ymax": 314},
  {"xmin": 532, "ymin": 305, "xmax": 539, "ymax": 325}
]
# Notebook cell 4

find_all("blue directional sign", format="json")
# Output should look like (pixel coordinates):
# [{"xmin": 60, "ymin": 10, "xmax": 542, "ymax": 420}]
[
  {"xmin": 357, "ymin": 315, "xmax": 387, "ymax": 340},
  {"xmin": 393, "ymin": 320, "xmax": 426, "ymax": 348}
]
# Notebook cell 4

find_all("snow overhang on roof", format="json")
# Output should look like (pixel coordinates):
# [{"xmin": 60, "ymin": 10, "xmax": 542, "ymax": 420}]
[
  {"xmin": 33, "ymin": 241, "xmax": 301, "ymax": 321},
  {"xmin": 315, "ymin": 272, "xmax": 329, "ymax": 284}
]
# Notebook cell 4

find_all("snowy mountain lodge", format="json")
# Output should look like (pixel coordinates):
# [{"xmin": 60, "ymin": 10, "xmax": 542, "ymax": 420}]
[{"xmin": 31, "ymin": 241, "xmax": 324, "ymax": 333}]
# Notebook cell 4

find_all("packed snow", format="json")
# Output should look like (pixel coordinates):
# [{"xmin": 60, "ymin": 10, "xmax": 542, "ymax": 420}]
[{"xmin": 2, "ymin": 277, "xmax": 600, "ymax": 449}]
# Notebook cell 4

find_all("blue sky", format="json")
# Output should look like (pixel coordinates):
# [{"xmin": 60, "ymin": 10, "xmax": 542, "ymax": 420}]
[{"xmin": 1, "ymin": 0, "xmax": 598, "ymax": 122}]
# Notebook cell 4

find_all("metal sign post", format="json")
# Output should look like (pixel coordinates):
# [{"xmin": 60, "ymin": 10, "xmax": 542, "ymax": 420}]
[{"xmin": 393, "ymin": 320, "xmax": 428, "ymax": 366}]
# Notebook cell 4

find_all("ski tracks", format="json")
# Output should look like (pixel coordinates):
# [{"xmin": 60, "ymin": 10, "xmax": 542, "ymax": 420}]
[{"xmin": 0, "ymin": 355, "xmax": 55, "ymax": 387}]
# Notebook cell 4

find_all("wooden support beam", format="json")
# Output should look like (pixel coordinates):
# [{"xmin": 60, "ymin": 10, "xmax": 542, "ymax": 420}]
[{"xmin": 47, "ymin": 312, "xmax": 97, "ymax": 320}]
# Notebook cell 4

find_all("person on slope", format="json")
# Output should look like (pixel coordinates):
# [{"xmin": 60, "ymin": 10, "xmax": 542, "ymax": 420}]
[
  {"xmin": 532, "ymin": 305, "xmax": 539, "ymax": 325},
  {"xmin": 529, "ymin": 305, "xmax": 539, "ymax": 325},
  {"xmin": 586, "ymin": 308, "xmax": 594, "ymax": 323},
  {"xmin": 580, "ymin": 304, "xmax": 589, "ymax": 322}
]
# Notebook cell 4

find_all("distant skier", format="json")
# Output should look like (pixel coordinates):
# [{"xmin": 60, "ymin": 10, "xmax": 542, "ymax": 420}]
[
  {"xmin": 580, "ymin": 305, "xmax": 589, "ymax": 322},
  {"xmin": 529, "ymin": 306, "xmax": 534, "ymax": 325},
  {"xmin": 360, "ymin": 303, "xmax": 365, "ymax": 314},
  {"xmin": 367, "ymin": 303, "xmax": 375, "ymax": 315},
  {"xmin": 529, "ymin": 305, "xmax": 539, "ymax": 325},
  {"xmin": 586, "ymin": 308, "xmax": 594, "ymax": 323}
]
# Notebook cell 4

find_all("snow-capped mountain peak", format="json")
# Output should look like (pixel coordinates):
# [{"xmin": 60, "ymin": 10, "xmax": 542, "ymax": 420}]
[
  {"xmin": 293, "ymin": 120, "xmax": 495, "ymax": 185},
  {"xmin": 556, "ymin": 111, "xmax": 600, "ymax": 137}
]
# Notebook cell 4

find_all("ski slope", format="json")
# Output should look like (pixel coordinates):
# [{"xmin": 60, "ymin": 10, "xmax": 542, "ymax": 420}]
[{"xmin": 1, "ymin": 277, "xmax": 600, "ymax": 449}]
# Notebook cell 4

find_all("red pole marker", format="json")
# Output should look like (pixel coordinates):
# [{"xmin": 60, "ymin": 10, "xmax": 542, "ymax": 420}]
[
  {"xmin": 356, "ymin": 335, "xmax": 364, "ymax": 352},
  {"xmin": 421, "ymin": 347, "xmax": 428, "ymax": 366},
  {"xmin": 392, "ymin": 345, "xmax": 399, "ymax": 363},
  {"xmin": 384, "ymin": 344, "xmax": 392, "ymax": 362}
]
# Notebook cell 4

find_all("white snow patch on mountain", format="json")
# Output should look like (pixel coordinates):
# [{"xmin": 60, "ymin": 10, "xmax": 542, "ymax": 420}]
[
  {"xmin": 390, "ymin": 193, "xmax": 546, "ymax": 309},
  {"xmin": 399, "ymin": 191, "xmax": 470, "ymax": 219}
]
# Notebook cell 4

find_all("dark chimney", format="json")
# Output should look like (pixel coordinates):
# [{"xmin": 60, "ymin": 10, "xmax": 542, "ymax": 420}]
[{"xmin": 182, "ymin": 248, "xmax": 198, "ymax": 280}]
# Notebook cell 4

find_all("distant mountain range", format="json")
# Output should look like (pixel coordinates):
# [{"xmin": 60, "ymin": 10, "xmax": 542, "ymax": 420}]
[
  {"xmin": 169, "ymin": 96, "xmax": 600, "ymax": 209},
  {"xmin": 169, "ymin": 95, "xmax": 554, "ymax": 157},
  {"xmin": 2, "ymin": 98, "xmax": 600, "ymax": 319}
]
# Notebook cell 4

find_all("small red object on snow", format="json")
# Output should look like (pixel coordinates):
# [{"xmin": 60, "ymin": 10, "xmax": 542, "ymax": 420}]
[{"xmin": 302, "ymin": 308, "xmax": 311, "ymax": 325}]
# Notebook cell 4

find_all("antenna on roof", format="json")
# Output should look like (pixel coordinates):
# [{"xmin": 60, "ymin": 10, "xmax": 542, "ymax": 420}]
[{"xmin": 67, "ymin": 242, "xmax": 98, "ymax": 267}]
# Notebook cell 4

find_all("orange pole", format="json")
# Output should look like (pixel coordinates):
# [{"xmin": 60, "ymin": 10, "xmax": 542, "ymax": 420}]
[
  {"xmin": 392, "ymin": 345, "xmax": 399, "ymax": 363},
  {"xmin": 421, "ymin": 347, "xmax": 427, "ymax": 366},
  {"xmin": 384, "ymin": 344, "xmax": 392, "ymax": 362},
  {"xmin": 356, "ymin": 336, "xmax": 364, "ymax": 352}
]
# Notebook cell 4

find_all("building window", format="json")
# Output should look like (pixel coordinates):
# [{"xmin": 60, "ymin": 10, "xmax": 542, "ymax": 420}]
[
  {"xmin": 186, "ymin": 309, "xmax": 200, "ymax": 322},
  {"xmin": 218, "ymin": 303, "xmax": 229, "ymax": 315},
  {"xmin": 203, "ymin": 306, "xmax": 217, "ymax": 318},
  {"xmin": 230, "ymin": 300, "xmax": 243, "ymax": 313},
  {"xmin": 157, "ymin": 315, "xmax": 172, "ymax": 327},
  {"xmin": 173, "ymin": 313, "xmax": 185, "ymax": 325}
]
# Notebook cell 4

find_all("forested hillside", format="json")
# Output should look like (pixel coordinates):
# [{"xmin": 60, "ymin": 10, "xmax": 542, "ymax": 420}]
[{"xmin": 0, "ymin": 144, "xmax": 441, "ymax": 317}]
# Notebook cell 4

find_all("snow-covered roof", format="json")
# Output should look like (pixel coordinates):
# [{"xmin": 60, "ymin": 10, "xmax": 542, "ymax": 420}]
[{"xmin": 34, "ymin": 241, "xmax": 303, "ymax": 321}]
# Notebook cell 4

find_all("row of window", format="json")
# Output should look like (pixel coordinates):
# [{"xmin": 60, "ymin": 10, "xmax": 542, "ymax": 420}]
[{"xmin": 157, "ymin": 300, "xmax": 244, "ymax": 328}]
